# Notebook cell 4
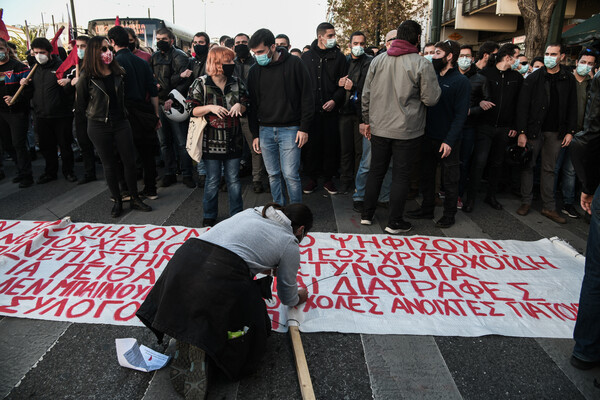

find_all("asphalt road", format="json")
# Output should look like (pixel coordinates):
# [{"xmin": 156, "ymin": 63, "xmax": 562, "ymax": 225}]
[{"xmin": 0, "ymin": 155, "xmax": 598, "ymax": 400}]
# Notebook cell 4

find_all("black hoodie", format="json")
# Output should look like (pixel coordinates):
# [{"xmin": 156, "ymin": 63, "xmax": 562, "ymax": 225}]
[
  {"xmin": 247, "ymin": 48, "xmax": 314, "ymax": 138},
  {"xmin": 301, "ymin": 39, "xmax": 347, "ymax": 111}
]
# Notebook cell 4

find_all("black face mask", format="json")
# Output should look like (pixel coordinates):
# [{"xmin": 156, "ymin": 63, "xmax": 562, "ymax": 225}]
[
  {"xmin": 194, "ymin": 44, "xmax": 209, "ymax": 58},
  {"xmin": 234, "ymin": 44, "xmax": 250, "ymax": 59},
  {"xmin": 156, "ymin": 40, "xmax": 171, "ymax": 52},
  {"xmin": 127, "ymin": 42, "xmax": 136, "ymax": 52},
  {"xmin": 432, "ymin": 57, "xmax": 447, "ymax": 73},
  {"xmin": 222, "ymin": 63, "xmax": 235, "ymax": 77}
]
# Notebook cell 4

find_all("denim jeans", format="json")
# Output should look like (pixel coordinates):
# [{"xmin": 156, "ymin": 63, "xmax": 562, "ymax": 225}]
[
  {"xmin": 573, "ymin": 185, "xmax": 600, "ymax": 362},
  {"xmin": 554, "ymin": 146, "xmax": 576, "ymax": 205},
  {"xmin": 157, "ymin": 109, "xmax": 193, "ymax": 177},
  {"xmin": 353, "ymin": 136, "xmax": 391, "ymax": 202},
  {"xmin": 203, "ymin": 158, "xmax": 243, "ymax": 219},
  {"xmin": 259, "ymin": 126, "xmax": 302, "ymax": 205}
]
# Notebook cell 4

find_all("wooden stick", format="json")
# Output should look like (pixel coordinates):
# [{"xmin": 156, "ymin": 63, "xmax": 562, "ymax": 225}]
[
  {"xmin": 9, "ymin": 64, "xmax": 38, "ymax": 106},
  {"xmin": 76, "ymin": 63, "xmax": 80, "ymax": 79},
  {"xmin": 289, "ymin": 326, "xmax": 316, "ymax": 400}
]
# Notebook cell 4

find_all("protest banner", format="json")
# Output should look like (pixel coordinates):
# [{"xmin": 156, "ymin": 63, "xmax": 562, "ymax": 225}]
[{"xmin": 0, "ymin": 219, "xmax": 584, "ymax": 338}]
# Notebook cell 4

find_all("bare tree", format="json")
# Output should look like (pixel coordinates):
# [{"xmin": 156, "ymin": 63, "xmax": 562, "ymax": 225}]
[{"xmin": 517, "ymin": 0, "xmax": 559, "ymax": 58}]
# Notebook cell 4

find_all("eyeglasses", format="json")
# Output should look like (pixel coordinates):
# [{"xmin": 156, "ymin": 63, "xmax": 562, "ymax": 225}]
[{"xmin": 101, "ymin": 46, "xmax": 115, "ymax": 53}]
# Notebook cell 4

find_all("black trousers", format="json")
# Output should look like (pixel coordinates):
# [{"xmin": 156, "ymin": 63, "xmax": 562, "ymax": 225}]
[
  {"xmin": 0, "ymin": 110, "xmax": 32, "ymax": 178},
  {"xmin": 364, "ymin": 135, "xmax": 422, "ymax": 225},
  {"xmin": 127, "ymin": 105, "xmax": 159, "ymax": 190},
  {"xmin": 75, "ymin": 111, "xmax": 96, "ymax": 179},
  {"xmin": 303, "ymin": 111, "xmax": 340, "ymax": 182},
  {"xmin": 420, "ymin": 137, "xmax": 461, "ymax": 218},
  {"xmin": 338, "ymin": 113, "xmax": 363, "ymax": 185},
  {"xmin": 87, "ymin": 118, "xmax": 138, "ymax": 200},
  {"xmin": 36, "ymin": 116, "xmax": 74, "ymax": 177}
]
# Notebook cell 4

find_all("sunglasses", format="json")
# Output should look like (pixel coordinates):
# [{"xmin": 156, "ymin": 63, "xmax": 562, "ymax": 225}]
[
  {"xmin": 520, "ymin": 61, "xmax": 528, "ymax": 66},
  {"xmin": 101, "ymin": 46, "xmax": 115, "ymax": 53}
]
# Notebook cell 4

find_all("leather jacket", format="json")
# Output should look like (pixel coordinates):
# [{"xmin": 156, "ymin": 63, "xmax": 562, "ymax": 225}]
[
  {"xmin": 75, "ymin": 72, "xmax": 128, "ymax": 123},
  {"xmin": 149, "ymin": 46, "xmax": 190, "ymax": 102}
]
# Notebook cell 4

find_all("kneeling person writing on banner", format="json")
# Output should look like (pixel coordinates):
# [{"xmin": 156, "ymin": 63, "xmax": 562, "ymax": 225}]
[{"xmin": 136, "ymin": 202, "xmax": 312, "ymax": 399}]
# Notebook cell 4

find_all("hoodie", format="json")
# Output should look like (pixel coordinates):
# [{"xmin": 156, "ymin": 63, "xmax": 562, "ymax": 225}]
[
  {"xmin": 301, "ymin": 39, "xmax": 347, "ymax": 110},
  {"xmin": 386, "ymin": 39, "xmax": 419, "ymax": 57}
]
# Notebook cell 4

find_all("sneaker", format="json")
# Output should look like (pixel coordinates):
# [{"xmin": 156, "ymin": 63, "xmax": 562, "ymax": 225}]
[
  {"xmin": 360, "ymin": 215, "xmax": 373, "ymax": 225},
  {"xmin": 160, "ymin": 174, "xmax": 177, "ymax": 187},
  {"xmin": 170, "ymin": 340, "xmax": 190, "ymax": 396},
  {"xmin": 121, "ymin": 191, "xmax": 132, "ymax": 202},
  {"xmin": 561, "ymin": 204, "xmax": 581, "ymax": 219},
  {"xmin": 352, "ymin": 201, "xmax": 364, "ymax": 213},
  {"xmin": 435, "ymin": 215, "xmax": 455, "ymax": 228},
  {"xmin": 184, "ymin": 345, "xmax": 208, "ymax": 400},
  {"xmin": 457, "ymin": 197, "xmax": 463, "ymax": 210},
  {"xmin": 253, "ymin": 181, "xmax": 264, "ymax": 194},
  {"xmin": 323, "ymin": 180, "xmax": 338, "ymax": 195},
  {"xmin": 303, "ymin": 179, "xmax": 317, "ymax": 194},
  {"xmin": 203, "ymin": 218, "xmax": 216, "ymax": 227},
  {"xmin": 438, "ymin": 191, "xmax": 445, "ymax": 199},
  {"xmin": 182, "ymin": 176, "xmax": 196, "ymax": 188},
  {"xmin": 541, "ymin": 209, "xmax": 567, "ymax": 224},
  {"xmin": 385, "ymin": 220, "xmax": 412, "ymax": 234},
  {"xmin": 139, "ymin": 187, "xmax": 158, "ymax": 200}
]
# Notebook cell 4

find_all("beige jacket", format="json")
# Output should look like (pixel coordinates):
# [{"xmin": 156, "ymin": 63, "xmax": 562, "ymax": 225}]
[{"xmin": 362, "ymin": 52, "xmax": 441, "ymax": 140}]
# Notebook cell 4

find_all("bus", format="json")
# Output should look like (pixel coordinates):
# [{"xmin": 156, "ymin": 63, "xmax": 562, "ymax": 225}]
[{"xmin": 87, "ymin": 18, "xmax": 195, "ymax": 52}]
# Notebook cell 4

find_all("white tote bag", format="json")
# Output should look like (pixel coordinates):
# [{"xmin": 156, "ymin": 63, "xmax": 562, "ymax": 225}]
[{"xmin": 186, "ymin": 78, "xmax": 208, "ymax": 163}]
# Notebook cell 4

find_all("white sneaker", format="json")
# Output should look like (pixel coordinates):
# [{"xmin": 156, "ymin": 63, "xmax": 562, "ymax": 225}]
[{"xmin": 360, "ymin": 219, "xmax": 372, "ymax": 225}]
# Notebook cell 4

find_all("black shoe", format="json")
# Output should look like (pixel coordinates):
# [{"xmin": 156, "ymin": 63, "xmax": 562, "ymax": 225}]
[
  {"xmin": 353, "ymin": 201, "xmax": 364, "ymax": 213},
  {"xmin": 406, "ymin": 208, "xmax": 434, "ymax": 219},
  {"xmin": 160, "ymin": 174, "xmax": 177, "ymax": 187},
  {"xmin": 385, "ymin": 220, "xmax": 412, "ymax": 234},
  {"xmin": 484, "ymin": 196, "xmax": 503, "ymax": 210},
  {"xmin": 561, "ymin": 204, "xmax": 581, "ymax": 219},
  {"xmin": 182, "ymin": 176, "xmax": 196, "ymax": 188},
  {"xmin": 435, "ymin": 215, "xmax": 455, "ymax": 228},
  {"xmin": 64, "ymin": 173, "xmax": 78, "ymax": 183},
  {"xmin": 203, "ymin": 218, "xmax": 216, "ymax": 227},
  {"xmin": 338, "ymin": 182, "xmax": 352, "ymax": 194},
  {"xmin": 111, "ymin": 202, "xmax": 123, "ymax": 218},
  {"xmin": 12, "ymin": 176, "xmax": 22, "ymax": 183},
  {"xmin": 77, "ymin": 175, "xmax": 97, "ymax": 185},
  {"xmin": 36, "ymin": 174, "xmax": 57, "ymax": 184},
  {"xmin": 570, "ymin": 355, "xmax": 600, "ymax": 370},
  {"xmin": 130, "ymin": 196, "xmax": 152, "ymax": 212},
  {"xmin": 139, "ymin": 187, "xmax": 158, "ymax": 200},
  {"xmin": 18, "ymin": 177, "xmax": 34, "ymax": 188},
  {"xmin": 462, "ymin": 198, "xmax": 474, "ymax": 213},
  {"xmin": 253, "ymin": 181, "xmax": 264, "ymax": 194}
]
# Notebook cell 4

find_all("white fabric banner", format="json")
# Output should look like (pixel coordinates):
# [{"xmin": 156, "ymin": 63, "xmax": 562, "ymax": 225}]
[{"xmin": 0, "ymin": 219, "xmax": 585, "ymax": 338}]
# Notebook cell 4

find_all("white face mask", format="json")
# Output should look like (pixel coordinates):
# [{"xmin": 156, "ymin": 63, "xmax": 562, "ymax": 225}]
[
  {"xmin": 351, "ymin": 46, "xmax": 364, "ymax": 57},
  {"xmin": 35, "ymin": 53, "xmax": 49, "ymax": 64},
  {"xmin": 325, "ymin": 38, "xmax": 337, "ymax": 49}
]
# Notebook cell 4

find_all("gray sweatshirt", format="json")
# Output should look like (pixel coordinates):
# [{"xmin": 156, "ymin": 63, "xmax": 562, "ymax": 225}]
[{"xmin": 200, "ymin": 207, "xmax": 300, "ymax": 306}]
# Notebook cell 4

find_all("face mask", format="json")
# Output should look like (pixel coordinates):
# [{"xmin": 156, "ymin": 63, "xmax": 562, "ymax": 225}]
[
  {"xmin": 576, "ymin": 64, "xmax": 592, "ymax": 77},
  {"xmin": 156, "ymin": 40, "xmax": 171, "ymax": 52},
  {"xmin": 351, "ymin": 46, "xmax": 364, "ymax": 57},
  {"xmin": 457, "ymin": 57, "xmax": 471, "ymax": 71},
  {"xmin": 255, "ymin": 51, "xmax": 272, "ymax": 66},
  {"xmin": 101, "ymin": 50, "xmax": 114, "ymax": 65},
  {"xmin": 518, "ymin": 64, "xmax": 528, "ymax": 74},
  {"xmin": 194, "ymin": 44, "xmax": 209, "ymax": 58},
  {"xmin": 432, "ymin": 57, "xmax": 446, "ymax": 73},
  {"xmin": 511, "ymin": 58, "xmax": 520, "ymax": 70},
  {"xmin": 544, "ymin": 55, "xmax": 558, "ymax": 69},
  {"xmin": 234, "ymin": 44, "xmax": 249, "ymax": 59},
  {"xmin": 35, "ymin": 53, "xmax": 49, "ymax": 65},
  {"xmin": 76, "ymin": 48, "xmax": 85, "ymax": 59},
  {"xmin": 127, "ymin": 42, "xmax": 136, "ymax": 52},
  {"xmin": 0, "ymin": 52, "xmax": 7, "ymax": 62},
  {"xmin": 222, "ymin": 63, "xmax": 235, "ymax": 77},
  {"xmin": 325, "ymin": 38, "xmax": 337, "ymax": 49},
  {"xmin": 424, "ymin": 54, "xmax": 433, "ymax": 62}
]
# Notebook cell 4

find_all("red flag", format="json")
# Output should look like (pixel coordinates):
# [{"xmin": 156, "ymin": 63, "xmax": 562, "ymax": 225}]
[
  {"xmin": 51, "ymin": 26, "xmax": 65, "ymax": 55},
  {"xmin": 0, "ymin": 9, "xmax": 10, "ymax": 41},
  {"xmin": 56, "ymin": 45, "xmax": 78, "ymax": 79},
  {"xmin": 115, "ymin": 16, "xmax": 120, "ymax": 26}
]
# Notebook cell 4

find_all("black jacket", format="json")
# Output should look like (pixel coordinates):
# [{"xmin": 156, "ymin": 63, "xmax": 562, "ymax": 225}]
[
  {"xmin": 247, "ymin": 48, "xmax": 314, "ymax": 138},
  {"xmin": 301, "ymin": 40, "xmax": 347, "ymax": 111},
  {"xmin": 478, "ymin": 65, "xmax": 522, "ymax": 129},
  {"xmin": 340, "ymin": 53, "xmax": 372, "ymax": 118},
  {"xmin": 516, "ymin": 65, "xmax": 577, "ymax": 139},
  {"xmin": 234, "ymin": 56, "xmax": 255, "ymax": 85},
  {"xmin": 31, "ymin": 56, "xmax": 74, "ymax": 118},
  {"xmin": 150, "ymin": 46, "xmax": 190, "ymax": 102},
  {"xmin": 114, "ymin": 49, "xmax": 158, "ymax": 103},
  {"xmin": 75, "ymin": 72, "xmax": 128, "ymax": 123},
  {"xmin": 462, "ymin": 65, "xmax": 490, "ymax": 127},
  {"xmin": 136, "ymin": 238, "xmax": 271, "ymax": 381},
  {"xmin": 570, "ymin": 71, "xmax": 600, "ymax": 195},
  {"xmin": 0, "ymin": 58, "xmax": 32, "ymax": 114}
]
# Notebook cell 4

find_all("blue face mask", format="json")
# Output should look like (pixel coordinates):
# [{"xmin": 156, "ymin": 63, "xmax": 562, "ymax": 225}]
[
  {"xmin": 511, "ymin": 57, "xmax": 520, "ymax": 70},
  {"xmin": 519, "ymin": 64, "xmax": 529, "ymax": 74},
  {"xmin": 0, "ymin": 51, "xmax": 7, "ymax": 62},
  {"xmin": 77, "ymin": 48, "xmax": 85, "ymax": 59},
  {"xmin": 544, "ymin": 55, "xmax": 558, "ymax": 69},
  {"xmin": 576, "ymin": 63, "xmax": 592, "ymax": 77},
  {"xmin": 424, "ymin": 54, "xmax": 433, "ymax": 62},
  {"xmin": 255, "ymin": 52, "xmax": 272, "ymax": 66}
]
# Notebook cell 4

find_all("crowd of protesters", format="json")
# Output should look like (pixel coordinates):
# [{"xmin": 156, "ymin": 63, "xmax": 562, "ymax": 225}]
[{"xmin": 0, "ymin": 19, "xmax": 598, "ymax": 230}]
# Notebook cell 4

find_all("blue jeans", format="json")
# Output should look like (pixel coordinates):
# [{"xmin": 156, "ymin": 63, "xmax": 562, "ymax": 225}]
[
  {"xmin": 203, "ymin": 158, "xmax": 243, "ymax": 219},
  {"xmin": 353, "ymin": 136, "xmax": 391, "ymax": 202},
  {"xmin": 554, "ymin": 147, "xmax": 576, "ymax": 205},
  {"xmin": 573, "ymin": 185, "xmax": 600, "ymax": 362},
  {"xmin": 157, "ymin": 109, "xmax": 193, "ymax": 177},
  {"xmin": 259, "ymin": 126, "xmax": 302, "ymax": 205}
]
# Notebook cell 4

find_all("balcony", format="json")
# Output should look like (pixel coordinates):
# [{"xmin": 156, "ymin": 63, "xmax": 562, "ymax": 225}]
[
  {"xmin": 463, "ymin": 0, "xmax": 497, "ymax": 14},
  {"xmin": 443, "ymin": 8, "xmax": 456, "ymax": 24}
]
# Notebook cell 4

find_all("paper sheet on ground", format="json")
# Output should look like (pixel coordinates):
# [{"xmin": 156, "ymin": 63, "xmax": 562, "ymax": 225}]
[{"xmin": 116, "ymin": 338, "xmax": 170, "ymax": 372}]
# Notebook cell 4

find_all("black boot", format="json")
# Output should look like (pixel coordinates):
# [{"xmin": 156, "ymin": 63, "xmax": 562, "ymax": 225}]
[
  {"xmin": 111, "ymin": 201, "xmax": 123, "ymax": 218},
  {"xmin": 131, "ymin": 196, "xmax": 152, "ymax": 212}
]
